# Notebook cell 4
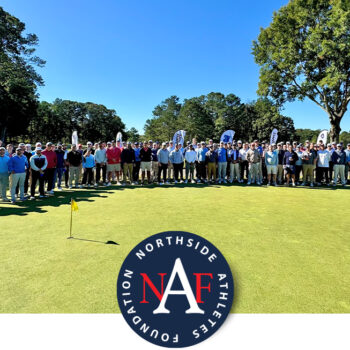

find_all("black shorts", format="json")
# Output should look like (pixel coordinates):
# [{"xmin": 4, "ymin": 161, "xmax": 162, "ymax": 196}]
[{"xmin": 285, "ymin": 165, "xmax": 295, "ymax": 175}]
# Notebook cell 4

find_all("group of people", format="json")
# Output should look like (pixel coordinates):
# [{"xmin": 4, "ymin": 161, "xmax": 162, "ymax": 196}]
[{"xmin": 0, "ymin": 138, "xmax": 349, "ymax": 203}]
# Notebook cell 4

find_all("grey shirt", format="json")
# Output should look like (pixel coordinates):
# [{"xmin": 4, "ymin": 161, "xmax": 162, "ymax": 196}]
[{"xmin": 157, "ymin": 148, "xmax": 170, "ymax": 164}]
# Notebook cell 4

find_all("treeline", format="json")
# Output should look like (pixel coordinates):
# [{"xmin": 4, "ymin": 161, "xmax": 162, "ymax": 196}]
[
  {"xmin": 26, "ymin": 99, "xmax": 127, "ymax": 144},
  {"xmin": 144, "ymin": 93, "xmax": 350, "ymax": 144},
  {"xmin": 0, "ymin": 7, "xmax": 44, "ymax": 142},
  {"xmin": 143, "ymin": 93, "xmax": 296, "ymax": 142}
]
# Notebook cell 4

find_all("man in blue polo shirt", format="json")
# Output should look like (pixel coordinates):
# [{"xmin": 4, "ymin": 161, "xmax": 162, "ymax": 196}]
[
  {"xmin": 169, "ymin": 143, "xmax": 184, "ymax": 184},
  {"xmin": 255, "ymin": 140, "xmax": 264, "ymax": 183},
  {"xmin": 217, "ymin": 141, "xmax": 228, "ymax": 184},
  {"xmin": 8, "ymin": 147, "xmax": 29, "ymax": 203},
  {"xmin": 133, "ymin": 142, "xmax": 141, "ymax": 184},
  {"xmin": 0, "ymin": 147, "xmax": 10, "ymax": 202}
]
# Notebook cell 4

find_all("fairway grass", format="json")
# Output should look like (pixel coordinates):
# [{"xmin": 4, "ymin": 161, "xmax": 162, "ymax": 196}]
[{"xmin": 0, "ymin": 184, "xmax": 349, "ymax": 313}]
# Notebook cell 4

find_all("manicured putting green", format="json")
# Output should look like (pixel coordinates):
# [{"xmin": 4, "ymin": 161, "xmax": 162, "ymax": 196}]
[{"xmin": 0, "ymin": 184, "xmax": 349, "ymax": 313}]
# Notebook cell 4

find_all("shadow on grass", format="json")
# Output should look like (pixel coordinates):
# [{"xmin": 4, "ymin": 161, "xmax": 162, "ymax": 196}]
[
  {"xmin": 115, "ymin": 182, "xmax": 350, "ymax": 191},
  {"xmin": 67, "ymin": 237, "xmax": 119, "ymax": 245},
  {"xmin": 0, "ymin": 183, "xmax": 348, "ymax": 216},
  {"xmin": 0, "ymin": 188, "xmax": 113, "ymax": 217}
]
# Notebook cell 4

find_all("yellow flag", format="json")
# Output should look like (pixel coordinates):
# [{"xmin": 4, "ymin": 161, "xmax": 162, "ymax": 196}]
[{"xmin": 71, "ymin": 199, "xmax": 79, "ymax": 211}]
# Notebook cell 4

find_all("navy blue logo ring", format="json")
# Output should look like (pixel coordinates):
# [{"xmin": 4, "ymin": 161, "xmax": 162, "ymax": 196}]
[{"xmin": 117, "ymin": 231, "xmax": 234, "ymax": 347}]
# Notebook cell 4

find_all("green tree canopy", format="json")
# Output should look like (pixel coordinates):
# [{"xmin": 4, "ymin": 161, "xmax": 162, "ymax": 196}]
[
  {"xmin": 253, "ymin": 0, "xmax": 350, "ymax": 142},
  {"xmin": 0, "ymin": 6, "xmax": 45, "ymax": 141},
  {"xmin": 126, "ymin": 127, "xmax": 140, "ymax": 142},
  {"xmin": 144, "ymin": 96, "xmax": 182, "ymax": 141},
  {"xmin": 144, "ymin": 93, "xmax": 295, "ymax": 143},
  {"xmin": 178, "ymin": 97, "xmax": 214, "ymax": 141},
  {"xmin": 339, "ymin": 130, "xmax": 350, "ymax": 145},
  {"xmin": 250, "ymin": 98, "xmax": 296, "ymax": 142},
  {"xmin": 26, "ymin": 99, "xmax": 126, "ymax": 144},
  {"xmin": 294, "ymin": 128, "xmax": 321, "ymax": 143}
]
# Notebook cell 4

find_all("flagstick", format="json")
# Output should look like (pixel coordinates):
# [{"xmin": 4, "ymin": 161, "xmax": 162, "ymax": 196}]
[{"xmin": 68, "ymin": 198, "xmax": 73, "ymax": 239}]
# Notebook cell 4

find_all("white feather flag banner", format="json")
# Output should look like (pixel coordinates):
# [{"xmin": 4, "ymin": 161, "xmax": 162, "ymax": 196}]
[
  {"xmin": 72, "ymin": 131, "xmax": 78, "ymax": 146},
  {"xmin": 173, "ymin": 130, "xmax": 186, "ymax": 145},
  {"xmin": 317, "ymin": 129, "xmax": 328, "ymax": 145},
  {"xmin": 270, "ymin": 128, "xmax": 278, "ymax": 145},
  {"xmin": 116, "ymin": 132, "xmax": 123, "ymax": 145}
]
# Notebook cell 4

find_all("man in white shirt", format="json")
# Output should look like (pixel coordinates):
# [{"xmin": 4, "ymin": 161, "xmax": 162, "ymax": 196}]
[
  {"xmin": 29, "ymin": 147, "xmax": 48, "ymax": 199},
  {"xmin": 239, "ymin": 143, "xmax": 249, "ymax": 182},
  {"xmin": 94, "ymin": 142, "xmax": 108, "ymax": 186},
  {"xmin": 316, "ymin": 144, "xmax": 330, "ymax": 185}
]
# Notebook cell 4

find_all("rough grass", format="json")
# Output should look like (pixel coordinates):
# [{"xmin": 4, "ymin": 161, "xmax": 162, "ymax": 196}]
[{"xmin": 0, "ymin": 184, "xmax": 349, "ymax": 313}]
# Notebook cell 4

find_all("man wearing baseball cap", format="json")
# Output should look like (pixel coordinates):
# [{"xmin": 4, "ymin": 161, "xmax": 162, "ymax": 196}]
[
  {"xmin": 140, "ymin": 141, "xmax": 152, "ymax": 185},
  {"xmin": 54, "ymin": 143, "xmax": 65, "ymax": 190},
  {"xmin": 151, "ymin": 142, "xmax": 159, "ymax": 183},
  {"xmin": 157, "ymin": 142, "xmax": 170, "ymax": 185},
  {"xmin": 167, "ymin": 141, "xmax": 175, "ymax": 181},
  {"xmin": 42, "ymin": 142, "xmax": 57, "ymax": 194},
  {"xmin": 345, "ymin": 143, "xmax": 350, "ymax": 184},
  {"xmin": 184, "ymin": 144, "xmax": 197, "ymax": 183},
  {"xmin": 121, "ymin": 142, "xmax": 135, "ymax": 185},
  {"xmin": 316, "ymin": 143, "xmax": 330, "ymax": 185},
  {"xmin": 0, "ymin": 147, "xmax": 10, "ymax": 202},
  {"xmin": 84, "ymin": 141, "xmax": 95, "ymax": 155},
  {"xmin": 67, "ymin": 144, "xmax": 83, "ymax": 188},
  {"xmin": 22, "ymin": 144, "xmax": 32, "ymax": 196},
  {"xmin": 196, "ymin": 142, "xmax": 208, "ymax": 183},
  {"xmin": 247, "ymin": 142, "xmax": 261, "ymax": 185},
  {"xmin": 94, "ymin": 142, "xmax": 108, "ymax": 186},
  {"xmin": 169, "ymin": 143, "xmax": 184, "ymax": 184},
  {"xmin": 328, "ymin": 142, "xmax": 337, "ymax": 182},
  {"xmin": 217, "ymin": 141, "xmax": 228, "ymax": 184},
  {"xmin": 276, "ymin": 143, "xmax": 285, "ymax": 184},
  {"xmin": 301, "ymin": 144, "xmax": 317, "ymax": 186},
  {"xmin": 106, "ymin": 141, "xmax": 122, "ymax": 185},
  {"xmin": 205, "ymin": 145, "xmax": 217, "ymax": 183},
  {"xmin": 133, "ymin": 142, "xmax": 141, "ymax": 184},
  {"xmin": 30, "ymin": 147, "xmax": 48, "ymax": 199},
  {"xmin": 8, "ymin": 147, "xmax": 29, "ymax": 203},
  {"xmin": 239, "ymin": 142, "xmax": 249, "ymax": 182},
  {"xmin": 32, "ymin": 142, "xmax": 42, "ymax": 155},
  {"xmin": 331, "ymin": 144, "xmax": 347, "ymax": 186}
]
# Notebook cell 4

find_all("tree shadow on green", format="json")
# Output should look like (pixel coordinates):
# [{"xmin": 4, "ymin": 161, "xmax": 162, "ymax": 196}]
[
  {"xmin": 0, "ymin": 189, "xmax": 113, "ymax": 217},
  {"xmin": 1, "ymin": 183, "xmax": 348, "ymax": 217}
]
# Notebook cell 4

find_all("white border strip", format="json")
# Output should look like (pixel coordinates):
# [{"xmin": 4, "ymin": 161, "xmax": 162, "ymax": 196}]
[{"xmin": 0, "ymin": 314, "xmax": 349, "ymax": 349}]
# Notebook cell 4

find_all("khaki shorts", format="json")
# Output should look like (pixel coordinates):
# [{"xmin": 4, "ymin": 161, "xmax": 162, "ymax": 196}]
[
  {"xmin": 266, "ymin": 165, "xmax": 277, "ymax": 175},
  {"xmin": 107, "ymin": 163, "xmax": 121, "ymax": 172},
  {"xmin": 141, "ymin": 161, "xmax": 151, "ymax": 171}
]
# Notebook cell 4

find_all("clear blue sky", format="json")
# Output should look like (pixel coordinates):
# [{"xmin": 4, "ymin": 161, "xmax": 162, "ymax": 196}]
[{"xmin": 2, "ymin": 0, "xmax": 350, "ymax": 133}]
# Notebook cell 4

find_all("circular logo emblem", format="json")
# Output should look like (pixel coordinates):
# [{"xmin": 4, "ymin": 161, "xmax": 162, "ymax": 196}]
[{"xmin": 117, "ymin": 231, "xmax": 234, "ymax": 348}]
